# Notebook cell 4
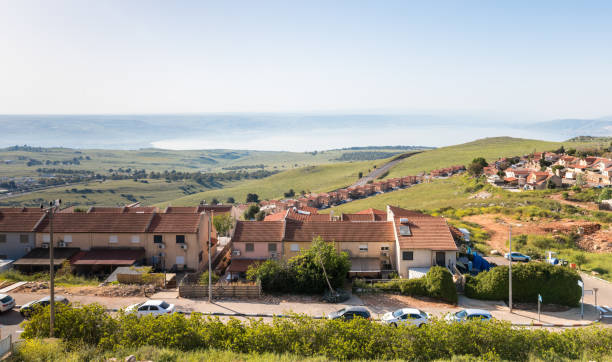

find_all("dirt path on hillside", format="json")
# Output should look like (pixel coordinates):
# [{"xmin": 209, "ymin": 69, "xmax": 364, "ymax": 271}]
[
  {"xmin": 463, "ymin": 214, "xmax": 610, "ymax": 253},
  {"xmin": 549, "ymin": 193, "xmax": 599, "ymax": 211}
]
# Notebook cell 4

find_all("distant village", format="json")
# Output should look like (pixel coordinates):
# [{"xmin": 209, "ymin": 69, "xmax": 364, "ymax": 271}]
[{"xmin": 483, "ymin": 151, "xmax": 612, "ymax": 190}]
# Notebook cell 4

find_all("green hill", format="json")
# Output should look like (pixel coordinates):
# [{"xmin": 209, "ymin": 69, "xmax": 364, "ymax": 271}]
[{"xmin": 157, "ymin": 159, "xmax": 384, "ymax": 207}]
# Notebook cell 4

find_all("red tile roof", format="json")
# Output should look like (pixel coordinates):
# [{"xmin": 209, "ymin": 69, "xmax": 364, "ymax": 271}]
[
  {"xmin": 284, "ymin": 219, "xmax": 396, "ymax": 242},
  {"xmin": 264, "ymin": 212, "xmax": 286, "ymax": 221},
  {"xmin": 356, "ymin": 208, "xmax": 386, "ymax": 215},
  {"xmin": 286, "ymin": 209, "xmax": 330, "ymax": 222},
  {"xmin": 233, "ymin": 221, "xmax": 284, "ymax": 242},
  {"xmin": 35, "ymin": 213, "xmax": 154, "ymax": 233},
  {"xmin": 0, "ymin": 207, "xmax": 46, "ymax": 213},
  {"xmin": 164, "ymin": 206, "xmax": 200, "ymax": 213},
  {"xmin": 148, "ymin": 213, "xmax": 202, "ymax": 233},
  {"xmin": 394, "ymin": 217, "xmax": 457, "ymax": 251},
  {"xmin": 0, "ymin": 212, "xmax": 46, "ymax": 232}
]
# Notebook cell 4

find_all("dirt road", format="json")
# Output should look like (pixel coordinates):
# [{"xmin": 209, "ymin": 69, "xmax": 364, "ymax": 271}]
[{"xmin": 549, "ymin": 193, "xmax": 599, "ymax": 211}]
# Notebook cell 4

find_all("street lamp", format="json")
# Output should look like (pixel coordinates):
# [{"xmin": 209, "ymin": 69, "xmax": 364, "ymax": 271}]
[{"xmin": 41, "ymin": 199, "xmax": 61, "ymax": 338}]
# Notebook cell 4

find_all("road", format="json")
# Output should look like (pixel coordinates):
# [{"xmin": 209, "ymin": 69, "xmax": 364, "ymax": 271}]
[{"xmin": 351, "ymin": 151, "xmax": 421, "ymax": 187}]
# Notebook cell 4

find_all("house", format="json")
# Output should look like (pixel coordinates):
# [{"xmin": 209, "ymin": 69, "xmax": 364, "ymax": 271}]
[
  {"xmin": 0, "ymin": 211, "xmax": 44, "ymax": 260},
  {"xmin": 525, "ymin": 172, "xmax": 561, "ymax": 190},
  {"xmin": 230, "ymin": 205, "xmax": 458, "ymax": 279}
]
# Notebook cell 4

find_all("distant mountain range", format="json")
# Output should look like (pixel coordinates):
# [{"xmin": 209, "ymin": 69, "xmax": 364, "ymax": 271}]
[{"xmin": 0, "ymin": 114, "xmax": 610, "ymax": 150}]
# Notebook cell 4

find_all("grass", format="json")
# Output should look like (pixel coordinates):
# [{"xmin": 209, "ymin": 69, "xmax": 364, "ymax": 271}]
[
  {"xmin": 384, "ymin": 136, "xmax": 607, "ymax": 178},
  {"xmin": 0, "ymin": 270, "xmax": 99, "ymax": 287},
  {"xmin": 158, "ymin": 159, "xmax": 385, "ymax": 206},
  {"xmin": 0, "ymin": 178, "xmax": 213, "ymax": 207}
]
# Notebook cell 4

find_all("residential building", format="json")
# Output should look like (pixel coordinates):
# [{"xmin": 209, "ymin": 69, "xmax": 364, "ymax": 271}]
[{"xmin": 0, "ymin": 211, "xmax": 44, "ymax": 260}]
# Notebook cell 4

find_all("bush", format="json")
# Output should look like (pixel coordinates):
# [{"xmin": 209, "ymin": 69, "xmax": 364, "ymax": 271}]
[
  {"xmin": 465, "ymin": 263, "xmax": 582, "ymax": 307},
  {"xmin": 425, "ymin": 266, "xmax": 458, "ymax": 304},
  {"xmin": 19, "ymin": 306, "xmax": 612, "ymax": 361},
  {"xmin": 199, "ymin": 271, "xmax": 220, "ymax": 286}
]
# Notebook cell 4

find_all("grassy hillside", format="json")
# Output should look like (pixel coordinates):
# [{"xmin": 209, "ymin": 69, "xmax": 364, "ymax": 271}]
[
  {"xmin": 384, "ymin": 137, "xmax": 560, "ymax": 178},
  {"xmin": 0, "ymin": 179, "xmax": 210, "ymax": 207},
  {"xmin": 158, "ymin": 159, "xmax": 383, "ymax": 207}
]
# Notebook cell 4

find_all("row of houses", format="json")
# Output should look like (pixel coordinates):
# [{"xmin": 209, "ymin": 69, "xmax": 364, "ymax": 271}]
[
  {"xmin": 484, "ymin": 152, "xmax": 612, "ymax": 189},
  {"xmin": 260, "ymin": 166, "xmax": 465, "ymax": 212},
  {"xmin": 0, "ymin": 205, "xmax": 222, "ymax": 273},
  {"xmin": 229, "ymin": 205, "xmax": 459, "ymax": 279}
]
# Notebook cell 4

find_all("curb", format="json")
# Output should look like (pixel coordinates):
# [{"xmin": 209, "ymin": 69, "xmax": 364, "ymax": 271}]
[{"xmin": 511, "ymin": 317, "xmax": 602, "ymax": 328}]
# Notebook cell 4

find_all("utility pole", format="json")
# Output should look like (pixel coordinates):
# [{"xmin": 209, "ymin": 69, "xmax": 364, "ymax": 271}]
[
  {"xmin": 42, "ymin": 199, "xmax": 60, "ymax": 338},
  {"xmin": 508, "ymin": 224, "xmax": 512, "ymax": 313},
  {"xmin": 208, "ymin": 210, "xmax": 213, "ymax": 302}
]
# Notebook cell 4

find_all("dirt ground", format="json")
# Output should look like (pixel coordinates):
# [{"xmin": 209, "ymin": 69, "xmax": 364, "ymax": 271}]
[
  {"xmin": 14, "ymin": 282, "xmax": 157, "ymax": 297},
  {"xmin": 463, "ymin": 214, "xmax": 611, "ymax": 253},
  {"xmin": 360, "ymin": 293, "xmax": 453, "ymax": 313}
]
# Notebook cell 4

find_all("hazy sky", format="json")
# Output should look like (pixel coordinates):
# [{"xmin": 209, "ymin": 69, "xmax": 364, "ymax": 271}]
[{"xmin": 1, "ymin": 1, "xmax": 611, "ymax": 119}]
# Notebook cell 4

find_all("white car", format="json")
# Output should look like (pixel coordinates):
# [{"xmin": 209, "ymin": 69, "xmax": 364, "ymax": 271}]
[
  {"xmin": 382, "ymin": 308, "xmax": 430, "ymax": 327},
  {"xmin": 0, "ymin": 294, "xmax": 15, "ymax": 313},
  {"xmin": 446, "ymin": 309, "xmax": 492, "ymax": 323},
  {"xmin": 504, "ymin": 252, "xmax": 531, "ymax": 262},
  {"xmin": 126, "ymin": 300, "xmax": 176, "ymax": 317}
]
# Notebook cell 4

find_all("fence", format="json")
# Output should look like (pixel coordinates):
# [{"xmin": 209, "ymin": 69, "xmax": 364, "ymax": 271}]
[
  {"xmin": 117, "ymin": 273, "xmax": 165, "ymax": 287},
  {"xmin": 179, "ymin": 281, "xmax": 261, "ymax": 299},
  {"xmin": 0, "ymin": 334, "xmax": 12, "ymax": 359}
]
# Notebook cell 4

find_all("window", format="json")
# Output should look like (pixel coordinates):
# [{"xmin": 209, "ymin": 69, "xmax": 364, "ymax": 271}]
[
  {"xmin": 176, "ymin": 256, "xmax": 185, "ymax": 265},
  {"xmin": 109, "ymin": 235, "xmax": 118, "ymax": 243},
  {"xmin": 290, "ymin": 244, "xmax": 299, "ymax": 252},
  {"xmin": 176, "ymin": 235, "xmax": 185, "ymax": 244},
  {"xmin": 380, "ymin": 245, "xmax": 390, "ymax": 251},
  {"xmin": 149, "ymin": 306, "xmax": 158, "ymax": 311},
  {"xmin": 359, "ymin": 244, "xmax": 368, "ymax": 252},
  {"xmin": 20, "ymin": 234, "xmax": 29, "ymax": 244},
  {"xmin": 268, "ymin": 243, "xmax": 277, "ymax": 252},
  {"xmin": 131, "ymin": 235, "xmax": 140, "ymax": 243},
  {"xmin": 64, "ymin": 235, "xmax": 72, "ymax": 243},
  {"xmin": 245, "ymin": 243, "xmax": 254, "ymax": 252},
  {"xmin": 0, "ymin": 234, "xmax": 6, "ymax": 243},
  {"xmin": 43, "ymin": 234, "xmax": 50, "ymax": 243},
  {"xmin": 402, "ymin": 251, "xmax": 414, "ymax": 261},
  {"xmin": 153, "ymin": 235, "xmax": 163, "ymax": 243}
]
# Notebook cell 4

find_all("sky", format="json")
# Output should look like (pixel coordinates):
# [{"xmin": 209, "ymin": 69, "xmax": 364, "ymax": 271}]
[{"xmin": 0, "ymin": 0, "xmax": 611, "ymax": 120}]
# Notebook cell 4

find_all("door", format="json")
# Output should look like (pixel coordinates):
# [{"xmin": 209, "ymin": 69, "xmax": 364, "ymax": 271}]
[{"xmin": 435, "ymin": 252, "xmax": 445, "ymax": 266}]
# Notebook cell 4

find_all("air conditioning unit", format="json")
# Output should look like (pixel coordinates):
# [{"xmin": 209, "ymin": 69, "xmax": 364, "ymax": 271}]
[
  {"xmin": 42, "ymin": 243, "xmax": 49, "ymax": 249},
  {"xmin": 180, "ymin": 244, "xmax": 188, "ymax": 250},
  {"xmin": 158, "ymin": 243, "xmax": 165, "ymax": 249},
  {"xmin": 270, "ymin": 252, "xmax": 278, "ymax": 258},
  {"xmin": 232, "ymin": 250, "xmax": 241, "ymax": 256},
  {"xmin": 58, "ymin": 242, "xmax": 67, "ymax": 248},
  {"xmin": 380, "ymin": 251, "xmax": 389, "ymax": 257}
]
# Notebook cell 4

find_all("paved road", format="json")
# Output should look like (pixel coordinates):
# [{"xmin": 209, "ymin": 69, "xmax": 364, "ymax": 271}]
[{"xmin": 351, "ymin": 151, "xmax": 422, "ymax": 187}]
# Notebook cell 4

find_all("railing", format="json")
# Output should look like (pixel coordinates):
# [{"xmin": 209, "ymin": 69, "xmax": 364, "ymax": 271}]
[
  {"xmin": 0, "ymin": 334, "xmax": 12, "ymax": 359},
  {"xmin": 179, "ymin": 280, "xmax": 261, "ymax": 299}
]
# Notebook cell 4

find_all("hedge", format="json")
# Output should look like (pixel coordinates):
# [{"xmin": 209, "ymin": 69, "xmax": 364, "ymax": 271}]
[
  {"xmin": 465, "ymin": 263, "xmax": 582, "ymax": 307},
  {"xmin": 369, "ymin": 266, "xmax": 457, "ymax": 304},
  {"xmin": 21, "ymin": 304, "xmax": 612, "ymax": 361}
]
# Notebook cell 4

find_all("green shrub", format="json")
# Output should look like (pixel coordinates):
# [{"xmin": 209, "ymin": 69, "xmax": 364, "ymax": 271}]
[
  {"xmin": 465, "ymin": 263, "xmax": 582, "ymax": 307},
  {"xmin": 425, "ymin": 266, "xmax": 458, "ymax": 304},
  {"xmin": 199, "ymin": 271, "xmax": 220, "ymax": 286},
  {"xmin": 19, "ymin": 306, "xmax": 612, "ymax": 361}
]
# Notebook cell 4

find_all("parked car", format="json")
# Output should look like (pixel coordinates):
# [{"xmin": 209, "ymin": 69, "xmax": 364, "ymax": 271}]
[
  {"xmin": 382, "ymin": 308, "xmax": 430, "ymax": 327},
  {"xmin": 445, "ymin": 309, "xmax": 492, "ymax": 323},
  {"xmin": 327, "ymin": 306, "xmax": 371, "ymax": 320},
  {"xmin": 0, "ymin": 294, "xmax": 15, "ymax": 313},
  {"xmin": 125, "ymin": 300, "xmax": 176, "ymax": 317},
  {"xmin": 19, "ymin": 295, "xmax": 69, "ymax": 318},
  {"xmin": 504, "ymin": 252, "xmax": 531, "ymax": 262}
]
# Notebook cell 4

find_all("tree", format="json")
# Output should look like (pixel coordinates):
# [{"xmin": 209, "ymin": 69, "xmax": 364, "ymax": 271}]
[
  {"xmin": 567, "ymin": 148, "xmax": 576, "ymax": 156},
  {"xmin": 243, "ymin": 205, "xmax": 260, "ymax": 220},
  {"xmin": 255, "ymin": 210, "xmax": 266, "ymax": 221},
  {"xmin": 226, "ymin": 197, "xmax": 235, "ymax": 204},
  {"xmin": 539, "ymin": 159, "xmax": 551, "ymax": 169},
  {"xmin": 546, "ymin": 179, "xmax": 556, "ymax": 189},
  {"xmin": 211, "ymin": 198, "xmax": 219, "ymax": 205},
  {"xmin": 246, "ymin": 193, "xmax": 259, "ymax": 203},
  {"xmin": 213, "ymin": 213, "xmax": 233, "ymax": 236},
  {"xmin": 472, "ymin": 157, "xmax": 488, "ymax": 168},
  {"xmin": 573, "ymin": 253, "xmax": 587, "ymax": 270},
  {"xmin": 284, "ymin": 189, "xmax": 295, "ymax": 198},
  {"xmin": 287, "ymin": 237, "xmax": 351, "ymax": 294},
  {"xmin": 467, "ymin": 162, "xmax": 485, "ymax": 176},
  {"xmin": 575, "ymin": 173, "xmax": 586, "ymax": 187}
]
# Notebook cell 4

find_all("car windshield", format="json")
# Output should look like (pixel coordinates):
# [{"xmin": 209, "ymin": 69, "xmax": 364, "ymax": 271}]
[
  {"xmin": 455, "ymin": 310, "xmax": 467, "ymax": 318},
  {"xmin": 419, "ymin": 310, "xmax": 428, "ymax": 318},
  {"xmin": 160, "ymin": 301, "xmax": 170, "ymax": 309},
  {"xmin": 335, "ymin": 308, "xmax": 346, "ymax": 315},
  {"xmin": 392, "ymin": 309, "xmax": 404, "ymax": 318},
  {"xmin": 1, "ymin": 296, "xmax": 12, "ymax": 303}
]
